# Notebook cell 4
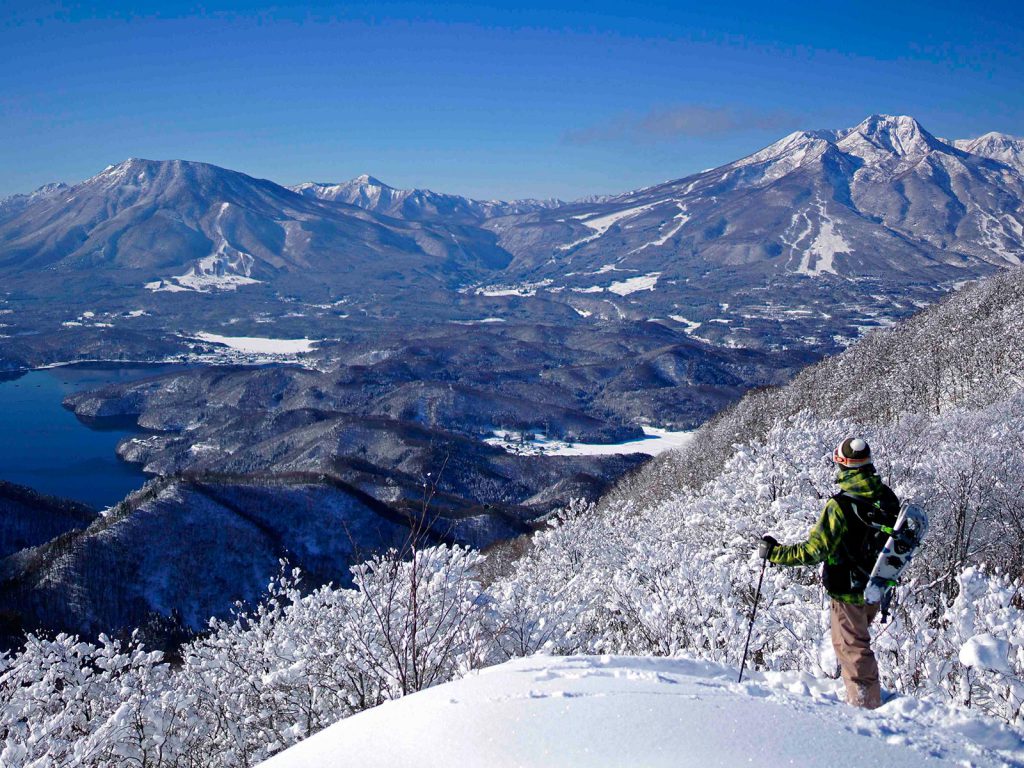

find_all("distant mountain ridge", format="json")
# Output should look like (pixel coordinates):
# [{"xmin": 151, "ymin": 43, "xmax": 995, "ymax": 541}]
[
  {"xmin": 0, "ymin": 181, "xmax": 70, "ymax": 220},
  {"xmin": 0, "ymin": 158, "xmax": 511, "ymax": 297},
  {"xmin": 953, "ymin": 132, "xmax": 1024, "ymax": 174},
  {"xmin": 290, "ymin": 174, "xmax": 563, "ymax": 222},
  {"xmin": 0, "ymin": 114, "xmax": 1022, "ymax": 359},
  {"xmin": 487, "ymin": 115, "xmax": 1024, "ymax": 285}
]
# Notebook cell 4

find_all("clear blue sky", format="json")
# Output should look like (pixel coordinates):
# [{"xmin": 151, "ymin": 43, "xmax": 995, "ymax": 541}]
[{"xmin": 2, "ymin": 1, "xmax": 1022, "ymax": 200}]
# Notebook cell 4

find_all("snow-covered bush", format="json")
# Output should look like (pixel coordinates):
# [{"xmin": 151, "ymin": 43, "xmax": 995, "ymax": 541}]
[
  {"xmin": 174, "ymin": 544, "xmax": 490, "ymax": 766},
  {"xmin": 0, "ymin": 633, "xmax": 183, "ymax": 768},
  {"xmin": 0, "ymin": 545, "xmax": 491, "ymax": 767},
  {"xmin": 489, "ymin": 498, "xmax": 616, "ymax": 658},
  {"xmin": 948, "ymin": 568, "xmax": 1024, "ymax": 722},
  {"xmin": 343, "ymin": 544, "xmax": 490, "ymax": 697}
]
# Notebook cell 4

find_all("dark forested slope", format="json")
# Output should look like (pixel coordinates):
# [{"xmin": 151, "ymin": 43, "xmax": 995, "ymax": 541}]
[{"xmin": 605, "ymin": 264, "xmax": 1024, "ymax": 509}]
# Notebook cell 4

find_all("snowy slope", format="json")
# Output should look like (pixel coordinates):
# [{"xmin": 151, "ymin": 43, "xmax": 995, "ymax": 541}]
[
  {"xmin": 259, "ymin": 655, "xmax": 1024, "ymax": 768},
  {"xmin": 955, "ymin": 132, "xmax": 1024, "ymax": 174},
  {"xmin": 489, "ymin": 114, "xmax": 1024, "ymax": 285}
]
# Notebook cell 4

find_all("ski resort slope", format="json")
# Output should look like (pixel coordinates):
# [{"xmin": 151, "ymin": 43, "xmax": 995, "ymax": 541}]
[{"xmin": 259, "ymin": 655, "xmax": 1024, "ymax": 768}]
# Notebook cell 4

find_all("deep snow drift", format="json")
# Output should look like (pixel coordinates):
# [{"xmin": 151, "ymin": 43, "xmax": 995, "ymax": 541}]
[{"xmin": 259, "ymin": 655, "xmax": 1024, "ymax": 768}]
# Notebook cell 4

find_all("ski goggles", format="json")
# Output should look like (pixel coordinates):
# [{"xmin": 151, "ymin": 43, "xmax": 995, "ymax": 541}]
[{"xmin": 832, "ymin": 444, "xmax": 871, "ymax": 468}]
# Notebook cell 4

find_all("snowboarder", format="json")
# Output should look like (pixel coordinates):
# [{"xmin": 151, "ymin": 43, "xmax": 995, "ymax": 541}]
[{"xmin": 759, "ymin": 437, "xmax": 900, "ymax": 709}]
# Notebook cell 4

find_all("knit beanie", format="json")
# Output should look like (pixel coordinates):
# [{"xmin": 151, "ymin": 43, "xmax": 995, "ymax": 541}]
[{"xmin": 833, "ymin": 437, "xmax": 871, "ymax": 468}]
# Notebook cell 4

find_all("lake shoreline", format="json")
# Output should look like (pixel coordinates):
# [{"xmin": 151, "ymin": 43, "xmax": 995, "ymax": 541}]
[{"xmin": 0, "ymin": 364, "xmax": 191, "ymax": 509}]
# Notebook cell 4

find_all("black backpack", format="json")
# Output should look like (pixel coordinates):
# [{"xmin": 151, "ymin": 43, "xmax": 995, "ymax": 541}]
[{"xmin": 822, "ymin": 488, "xmax": 901, "ymax": 596}]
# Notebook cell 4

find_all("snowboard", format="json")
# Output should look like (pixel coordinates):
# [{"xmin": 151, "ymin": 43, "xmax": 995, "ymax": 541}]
[{"xmin": 864, "ymin": 503, "xmax": 929, "ymax": 605}]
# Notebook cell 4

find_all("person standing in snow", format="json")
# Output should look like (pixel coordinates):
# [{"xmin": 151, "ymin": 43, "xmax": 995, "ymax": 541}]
[{"xmin": 759, "ymin": 438, "xmax": 900, "ymax": 709}]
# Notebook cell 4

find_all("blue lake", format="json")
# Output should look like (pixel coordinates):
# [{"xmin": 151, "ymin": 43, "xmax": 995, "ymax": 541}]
[{"xmin": 0, "ymin": 364, "xmax": 185, "ymax": 509}]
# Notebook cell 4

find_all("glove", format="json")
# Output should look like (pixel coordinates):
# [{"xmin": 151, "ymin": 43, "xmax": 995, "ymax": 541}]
[{"xmin": 758, "ymin": 535, "xmax": 778, "ymax": 560}]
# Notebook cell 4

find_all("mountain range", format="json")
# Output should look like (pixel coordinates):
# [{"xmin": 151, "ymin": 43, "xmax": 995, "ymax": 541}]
[
  {"xmin": 2, "ymin": 113, "xmax": 1024, "ymax": 647},
  {"xmin": 305, "ymin": 117, "xmax": 1024, "ymax": 282},
  {"xmin": 0, "ymin": 159, "xmax": 510, "ymax": 298},
  {"xmin": 1, "ymin": 114, "xmax": 1020, "ymax": 365},
  {"xmin": 292, "ymin": 115, "xmax": 1024, "ymax": 288},
  {"xmin": 291, "ymin": 174, "xmax": 562, "ymax": 223}
]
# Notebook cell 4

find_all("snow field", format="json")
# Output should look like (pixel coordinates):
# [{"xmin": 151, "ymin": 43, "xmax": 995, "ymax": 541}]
[
  {"xmin": 570, "ymin": 272, "xmax": 662, "ymax": 296},
  {"xmin": 192, "ymin": 332, "xmax": 318, "ymax": 354},
  {"xmin": 608, "ymin": 271, "xmax": 661, "ymax": 296},
  {"xmin": 668, "ymin": 314, "xmax": 702, "ymax": 334},
  {"xmin": 485, "ymin": 426, "xmax": 693, "ymax": 457},
  {"xmin": 144, "ymin": 203, "xmax": 265, "ymax": 292},
  {"xmin": 260, "ymin": 655, "xmax": 1024, "ymax": 768},
  {"xmin": 784, "ymin": 198, "xmax": 851, "ymax": 277},
  {"xmin": 559, "ymin": 202, "xmax": 661, "ymax": 250}
]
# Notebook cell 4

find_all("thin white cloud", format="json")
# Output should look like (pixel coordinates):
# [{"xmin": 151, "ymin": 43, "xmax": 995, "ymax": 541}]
[{"xmin": 564, "ymin": 105, "xmax": 798, "ymax": 145}]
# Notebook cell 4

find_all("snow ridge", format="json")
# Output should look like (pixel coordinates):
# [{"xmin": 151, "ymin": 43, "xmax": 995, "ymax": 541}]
[{"xmin": 260, "ymin": 655, "xmax": 1024, "ymax": 768}]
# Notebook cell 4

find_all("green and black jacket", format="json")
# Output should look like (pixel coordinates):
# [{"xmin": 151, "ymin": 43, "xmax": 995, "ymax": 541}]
[{"xmin": 769, "ymin": 467, "xmax": 900, "ymax": 604}]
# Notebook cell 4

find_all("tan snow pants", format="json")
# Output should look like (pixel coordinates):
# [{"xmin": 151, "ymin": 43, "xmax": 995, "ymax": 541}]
[{"xmin": 830, "ymin": 599, "xmax": 881, "ymax": 709}]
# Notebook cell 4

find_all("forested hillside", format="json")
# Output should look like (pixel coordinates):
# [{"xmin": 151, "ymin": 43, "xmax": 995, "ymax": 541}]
[
  {"xmin": 609, "ymin": 265, "xmax": 1024, "ymax": 505},
  {"xmin": 0, "ymin": 482, "xmax": 96, "ymax": 560}
]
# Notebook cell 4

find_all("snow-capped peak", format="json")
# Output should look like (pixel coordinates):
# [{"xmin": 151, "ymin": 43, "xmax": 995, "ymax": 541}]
[
  {"xmin": 954, "ymin": 132, "xmax": 1024, "ymax": 174},
  {"xmin": 94, "ymin": 158, "xmax": 138, "ymax": 177},
  {"xmin": 734, "ymin": 129, "xmax": 836, "ymax": 168},
  {"xmin": 837, "ymin": 114, "xmax": 942, "ymax": 160},
  {"xmin": 82, "ymin": 158, "xmax": 155, "ymax": 188},
  {"xmin": 289, "ymin": 176, "xmax": 564, "ymax": 220},
  {"xmin": 731, "ymin": 115, "xmax": 947, "ymax": 175},
  {"xmin": 86, "ymin": 158, "xmax": 200, "ymax": 188},
  {"xmin": 353, "ymin": 173, "xmax": 388, "ymax": 188},
  {"xmin": 291, "ymin": 175, "xmax": 397, "ymax": 201}
]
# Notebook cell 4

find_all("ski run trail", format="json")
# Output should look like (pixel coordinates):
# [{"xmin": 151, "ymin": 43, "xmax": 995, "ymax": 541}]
[{"xmin": 260, "ymin": 654, "xmax": 1024, "ymax": 767}]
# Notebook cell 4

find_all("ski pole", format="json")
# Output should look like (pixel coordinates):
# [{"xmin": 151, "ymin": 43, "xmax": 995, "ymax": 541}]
[{"xmin": 738, "ymin": 554, "xmax": 768, "ymax": 684}]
